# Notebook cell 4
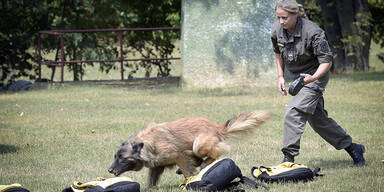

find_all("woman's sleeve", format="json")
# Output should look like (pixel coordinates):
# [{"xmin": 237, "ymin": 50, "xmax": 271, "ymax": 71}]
[
  {"xmin": 312, "ymin": 30, "xmax": 333, "ymax": 64},
  {"xmin": 271, "ymin": 22, "xmax": 280, "ymax": 54}
]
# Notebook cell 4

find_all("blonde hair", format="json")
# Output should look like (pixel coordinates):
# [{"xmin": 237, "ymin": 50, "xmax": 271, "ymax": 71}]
[
  {"xmin": 276, "ymin": 0, "xmax": 307, "ymax": 18},
  {"xmin": 276, "ymin": 0, "xmax": 299, "ymax": 13},
  {"xmin": 298, "ymin": 4, "xmax": 308, "ymax": 18}
]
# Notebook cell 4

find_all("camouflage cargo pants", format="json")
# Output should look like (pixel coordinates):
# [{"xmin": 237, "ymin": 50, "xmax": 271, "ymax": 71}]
[{"xmin": 281, "ymin": 73, "xmax": 352, "ymax": 157}]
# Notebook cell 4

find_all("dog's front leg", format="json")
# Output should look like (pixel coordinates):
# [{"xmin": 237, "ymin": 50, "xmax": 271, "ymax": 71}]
[
  {"xmin": 176, "ymin": 156, "xmax": 200, "ymax": 178},
  {"xmin": 147, "ymin": 166, "xmax": 165, "ymax": 188},
  {"xmin": 175, "ymin": 151, "xmax": 203, "ymax": 175}
]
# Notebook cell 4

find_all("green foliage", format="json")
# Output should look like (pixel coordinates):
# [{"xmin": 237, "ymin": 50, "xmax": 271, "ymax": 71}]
[
  {"xmin": 303, "ymin": 0, "xmax": 324, "ymax": 28},
  {"xmin": 342, "ymin": 9, "xmax": 371, "ymax": 58},
  {"xmin": 308, "ymin": 0, "xmax": 384, "ymax": 65},
  {"xmin": 369, "ymin": 0, "xmax": 384, "ymax": 63},
  {"xmin": 119, "ymin": 0, "xmax": 181, "ymax": 78},
  {"xmin": 315, "ymin": 0, "xmax": 371, "ymax": 57},
  {"xmin": 305, "ymin": 0, "xmax": 373, "ymax": 71},
  {"xmin": 0, "ymin": 0, "xmax": 180, "ymax": 83},
  {"xmin": 0, "ymin": 1, "xmax": 58, "ymax": 83}
]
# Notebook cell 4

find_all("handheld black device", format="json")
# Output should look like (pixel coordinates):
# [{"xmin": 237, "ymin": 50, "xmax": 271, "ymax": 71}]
[{"xmin": 288, "ymin": 76, "xmax": 304, "ymax": 96}]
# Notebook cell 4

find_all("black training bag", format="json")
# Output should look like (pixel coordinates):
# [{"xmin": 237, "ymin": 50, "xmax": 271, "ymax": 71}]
[
  {"xmin": 251, "ymin": 162, "xmax": 322, "ymax": 183},
  {"xmin": 180, "ymin": 158, "xmax": 268, "ymax": 191},
  {"xmin": 0, "ymin": 184, "xmax": 30, "ymax": 192},
  {"xmin": 62, "ymin": 177, "xmax": 140, "ymax": 192}
]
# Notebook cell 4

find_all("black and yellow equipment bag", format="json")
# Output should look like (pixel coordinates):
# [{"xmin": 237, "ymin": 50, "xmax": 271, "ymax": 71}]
[
  {"xmin": 180, "ymin": 158, "xmax": 268, "ymax": 191},
  {"xmin": 0, "ymin": 184, "xmax": 30, "ymax": 192},
  {"xmin": 62, "ymin": 177, "xmax": 140, "ymax": 192},
  {"xmin": 251, "ymin": 162, "xmax": 322, "ymax": 183}
]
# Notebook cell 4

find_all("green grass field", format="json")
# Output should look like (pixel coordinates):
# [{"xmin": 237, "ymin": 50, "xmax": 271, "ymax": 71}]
[
  {"xmin": 1, "ymin": 70, "xmax": 384, "ymax": 191},
  {"xmin": 1, "ymin": 42, "xmax": 384, "ymax": 191}
]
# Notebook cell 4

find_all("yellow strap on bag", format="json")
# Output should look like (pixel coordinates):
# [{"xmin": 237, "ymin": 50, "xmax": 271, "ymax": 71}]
[
  {"xmin": 181, "ymin": 158, "xmax": 269, "ymax": 191},
  {"xmin": 0, "ymin": 184, "xmax": 23, "ymax": 192},
  {"xmin": 251, "ymin": 162, "xmax": 321, "ymax": 183},
  {"xmin": 71, "ymin": 177, "xmax": 133, "ymax": 192},
  {"xmin": 179, "ymin": 176, "xmax": 199, "ymax": 190},
  {"xmin": 252, "ymin": 162, "xmax": 308, "ymax": 178}
]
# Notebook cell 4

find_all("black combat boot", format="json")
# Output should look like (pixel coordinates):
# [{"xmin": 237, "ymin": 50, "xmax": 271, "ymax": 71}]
[
  {"xmin": 345, "ymin": 143, "xmax": 366, "ymax": 167},
  {"xmin": 282, "ymin": 153, "xmax": 294, "ymax": 163}
]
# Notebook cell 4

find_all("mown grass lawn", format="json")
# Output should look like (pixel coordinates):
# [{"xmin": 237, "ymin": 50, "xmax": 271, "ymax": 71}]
[{"xmin": 1, "ymin": 71, "xmax": 383, "ymax": 192}]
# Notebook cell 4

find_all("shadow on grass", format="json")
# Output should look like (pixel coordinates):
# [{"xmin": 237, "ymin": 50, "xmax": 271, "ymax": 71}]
[
  {"xmin": 33, "ymin": 76, "xmax": 181, "ymax": 91},
  {"xmin": 331, "ymin": 71, "xmax": 384, "ymax": 82},
  {"xmin": 0, "ymin": 144, "xmax": 19, "ymax": 154},
  {"xmin": 191, "ymin": 86, "xmax": 276, "ymax": 97},
  {"xmin": 307, "ymin": 159, "xmax": 355, "ymax": 170},
  {"xmin": 149, "ymin": 184, "xmax": 181, "ymax": 192}
]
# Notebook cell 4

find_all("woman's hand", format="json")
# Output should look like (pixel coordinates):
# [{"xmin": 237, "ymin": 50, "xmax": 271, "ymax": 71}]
[
  {"xmin": 300, "ymin": 73, "xmax": 315, "ymax": 85},
  {"xmin": 278, "ymin": 76, "xmax": 287, "ymax": 95},
  {"xmin": 301, "ymin": 62, "xmax": 332, "ymax": 85}
]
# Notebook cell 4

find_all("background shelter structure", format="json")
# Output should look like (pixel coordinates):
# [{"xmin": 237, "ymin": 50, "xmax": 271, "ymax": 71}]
[{"xmin": 181, "ymin": 0, "xmax": 278, "ymax": 88}]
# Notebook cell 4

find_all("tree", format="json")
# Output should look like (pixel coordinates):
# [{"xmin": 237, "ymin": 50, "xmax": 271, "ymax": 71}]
[
  {"xmin": 0, "ymin": 0, "xmax": 181, "ymax": 84},
  {"xmin": 304, "ymin": 0, "xmax": 384, "ymax": 72},
  {"xmin": 0, "ymin": 1, "xmax": 60, "ymax": 83},
  {"xmin": 44, "ymin": 0, "xmax": 181, "ymax": 80},
  {"xmin": 369, "ymin": 0, "xmax": 384, "ymax": 64},
  {"xmin": 319, "ymin": 0, "xmax": 371, "ymax": 72},
  {"xmin": 118, "ymin": 0, "xmax": 181, "ymax": 78}
]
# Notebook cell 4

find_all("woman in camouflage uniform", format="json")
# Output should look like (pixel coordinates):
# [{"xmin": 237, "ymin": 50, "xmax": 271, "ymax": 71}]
[{"xmin": 271, "ymin": 0, "xmax": 365, "ymax": 166}]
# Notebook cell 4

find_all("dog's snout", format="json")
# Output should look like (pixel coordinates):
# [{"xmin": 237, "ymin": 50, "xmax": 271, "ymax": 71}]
[{"xmin": 108, "ymin": 167, "xmax": 114, "ymax": 173}]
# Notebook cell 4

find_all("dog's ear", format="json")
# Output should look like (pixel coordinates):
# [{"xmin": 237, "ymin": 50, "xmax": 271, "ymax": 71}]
[{"xmin": 131, "ymin": 142, "xmax": 144, "ymax": 158}]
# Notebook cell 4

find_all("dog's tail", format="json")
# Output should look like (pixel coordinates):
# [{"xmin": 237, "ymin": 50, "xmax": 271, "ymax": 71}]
[
  {"xmin": 192, "ymin": 111, "xmax": 270, "ymax": 159},
  {"xmin": 223, "ymin": 111, "xmax": 270, "ymax": 139}
]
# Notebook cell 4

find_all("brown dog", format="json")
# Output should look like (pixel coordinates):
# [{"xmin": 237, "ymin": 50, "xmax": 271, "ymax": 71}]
[{"xmin": 108, "ymin": 111, "xmax": 270, "ymax": 188}]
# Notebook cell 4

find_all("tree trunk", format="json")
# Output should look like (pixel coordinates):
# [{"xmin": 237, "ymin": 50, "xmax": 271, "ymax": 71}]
[
  {"xmin": 319, "ymin": 0, "xmax": 345, "ymax": 73},
  {"xmin": 355, "ymin": 0, "xmax": 371, "ymax": 71},
  {"xmin": 72, "ymin": 49, "xmax": 79, "ymax": 81},
  {"xmin": 72, "ymin": 7, "xmax": 83, "ymax": 81},
  {"xmin": 319, "ymin": 0, "xmax": 371, "ymax": 72},
  {"xmin": 335, "ymin": 0, "xmax": 360, "ymax": 71}
]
